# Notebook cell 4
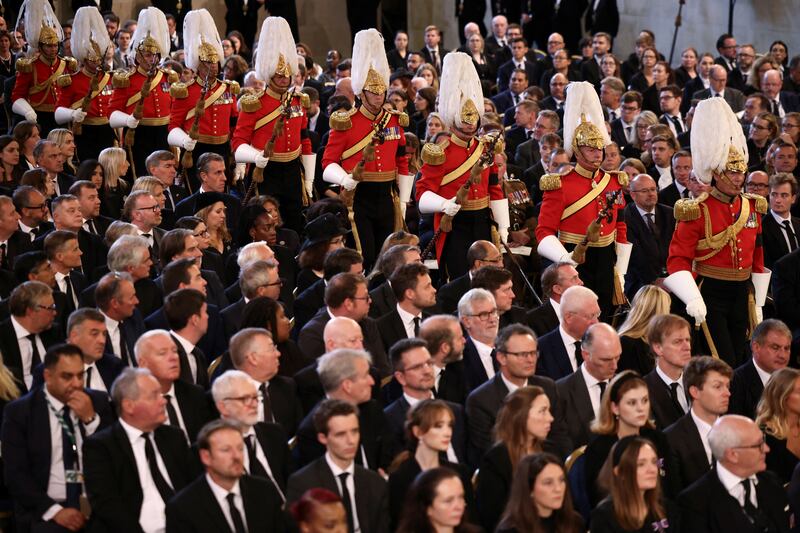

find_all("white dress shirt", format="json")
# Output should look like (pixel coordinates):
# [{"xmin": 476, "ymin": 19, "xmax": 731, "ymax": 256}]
[
  {"xmin": 206, "ymin": 475, "xmax": 248, "ymax": 533},
  {"xmin": 558, "ymin": 325, "xmax": 580, "ymax": 372},
  {"xmin": 771, "ymin": 210, "xmax": 797, "ymax": 251},
  {"xmin": 690, "ymin": 408, "xmax": 715, "ymax": 464},
  {"xmin": 396, "ymin": 304, "xmax": 421, "ymax": 339},
  {"xmin": 241, "ymin": 426, "xmax": 285, "ymax": 501},
  {"xmin": 18, "ymin": 220, "xmax": 37, "ymax": 241},
  {"xmin": 84, "ymin": 361, "xmax": 107, "ymax": 392},
  {"xmin": 656, "ymin": 365, "xmax": 689, "ymax": 413},
  {"xmin": 471, "ymin": 338, "xmax": 496, "ymax": 380},
  {"xmin": 325, "ymin": 453, "xmax": 361, "ymax": 533},
  {"xmin": 101, "ymin": 312, "xmax": 125, "ymax": 361},
  {"xmin": 655, "ymin": 165, "xmax": 673, "ymax": 191},
  {"xmin": 753, "ymin": 360, "xmax": 772, "ymax": 387},
  {"xmin": 10, "ymin": 316, "xmax": 45, "ymax": 389},
  {"xmin": 163, "ymin": 383, "xmax": 189, "ymax": 441},
  {"xmin": 119, "ymin": 418, "xmax": 174, "ymax": 533},
  {"xmin": 717, "ymin": 462, "xmax": 759, "ymax": 508},
  {"xmin": 579, "ymin": 364, "xmax": 603, "ymax": 418},
  {"xmin": 55, "ymin": 271, "xmax": 78, "ymax": 309},
  {"xmin": 170, "ymin": 331, "xmax": 198, "ymax": 383},
  {"xmin": 550, "ymin": 298, "xmax": 562, "ymax": 322}
]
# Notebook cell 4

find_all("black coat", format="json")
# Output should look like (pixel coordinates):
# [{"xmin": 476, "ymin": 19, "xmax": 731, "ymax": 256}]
[
  {"xmin": 249, "ymin": 422, "xmax": 292, "ymax": 490},
  {"xmin": 623, "ymin": 202, "xmax": 674, "ymax": 299},
  {"xmin": 774, "ymin": 249, "xmax": 800, "ymax": 335},
  {"xmin": 591, "ymin": 497, "xmax": 680, "ymax": 533},
  {"xmin": 496, "ymin": 59, "xmax": 541, "ymax": 93},
  {"xmin": 376, "ymin": 308, "xmax": 429, "ymax": 353},
  {"xmin": 762, "ymin": 212, "xmax": 800, "ymax": 270},
  {"xmin": 556, "ymin": 368, "xmax": 597, "ymax": 449},
  {"xmin": 367, "ymin": 281, "xmax": 396, "ymax": 319},
  {"xmin": 525, "ymin": 300, "xmax": 559, "ymax": 337},
  {"xmin": 644, "ymin": 368, "xmax": 689, "ymax": 430},
  {"xmin": 664, "ymin": 412, "xmax": 713, "ymax": 491},
  {"xmin": 436, "ymin": 359, "xmax": 470, "ymax": 405},
  {"xmin": 144, "ymin": 304, "xmax": 227, "ymax": 364},
  {"xmin": 535, "ymin": 327, "xmax": 574, "ymax": 381},
  {"xmin": 384, "ymin": 396, "xmax": 467, "ymax": 463},
  {"xmin": 436, "ymin": 273, "xmax": 471, "ymax": 315},
  {"xmin": 292, "ymin": 279, "xmax": 326, "ymax": 333},
  {"xmin": 462, "ymin": 336, "xmax": 499, "ymax": 391},
  {"xmin": 0, "ymin": 319, "xmax": 60, "ymax": 393},
  {"xmin": 618, "ymin": 335, "xmax": 655, "ymax": 376},
  {"xmin": 729, "ymin": 359, "xmax": 766, "ymax": 419},
  {"xmin": 171, "ymin": 379, "xmax": 216, "ymax": 442}
]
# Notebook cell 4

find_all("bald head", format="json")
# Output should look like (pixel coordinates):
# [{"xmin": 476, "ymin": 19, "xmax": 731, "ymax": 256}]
[
  {"xmin": 762, "ymin": 69, "xmax": 783, "ymax": 99},
  {"xmin": 709, "ymin": 415, "xmax": 767, "ymax": 477},
  {"xmin": 582, "ymin": 323, "xmax": 621, "ymax": 381},
  {"xmin": 334, "ymin": 78, "xmax": 354, "ymax": 104},
  {"xmin": 630, "ymin": 173, "xmax": 658, "ymax": 210},
  {"xmin": 464, "ymin": 22, "xmax": 480, "ymax": 39},
  {"xmin": 324, "ymin": 316, "xmax": 364, "ymax": 352}
]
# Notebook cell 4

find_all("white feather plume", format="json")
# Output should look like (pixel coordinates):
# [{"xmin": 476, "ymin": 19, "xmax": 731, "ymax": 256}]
[
  {"xmin": 562, "ymin": 81, "xmax": 611, "ymax": 157},
  {"xmin": 254, "ymin": 16, "xmax": 298, "ymax": 82},
  {"xmin": 71, "ymin": 7, "xmax": 111, "ymax": 64},
  {"xmin": 128, "ymin": 7, "xmax": 170, "ymax": 63},
  {"xmin": 16, "ymin": 0, "xmax": 63, "ymax": 55},
  {"xmin": 351, "ymin": 29, "xmax": 390, "ymax": 95},
  {"xmin": 690, "ymin": 97, "xmax": 748, "ymax": 184},
  {"xmin": 438, "ymin": 52, "xmax": 484, "ymax": 129},
  {"xmin": 182, "ymin": 9, "xmax": 224, "ymax": 70}
]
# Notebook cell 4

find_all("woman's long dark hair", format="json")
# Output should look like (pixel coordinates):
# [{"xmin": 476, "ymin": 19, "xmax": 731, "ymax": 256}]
[
  {"xmin": 498, "ymin": 453, "xmax": 583, "ymax": 533},
  {"xmin": 395, "ymin": 467, "xmax": 479, "ymax": 533},
  {"xmin": 240, "ymin": 296, "xmax": 281, "ymax": 337}
]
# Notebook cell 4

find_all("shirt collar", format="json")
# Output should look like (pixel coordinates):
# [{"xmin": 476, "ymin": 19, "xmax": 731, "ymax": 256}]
[
  {"xmin": 403, "ymin": 391, "xmax": 432, "ymax": 407},
  {"xmin": 500, "ymin": 371, "xmax": 521, "ymax": 394},
  {"xmin": 10, "ymin": 315, "xmax": 31, "ymax": 340},
  {"xmin": 43, "ymin": 385, "xmax": 65, "ymax": 412},
  {"xmin": 119, "ymin": 417, "xmax": 149, "ymax": 443},
  {"xmin": 206, "ymin": 473, "xmax": 241, "ymax": 500},
  {"xmin": 471, "ymin": 337, "xmax": 494, "ymax": 356},
  {"xmin": 170, "ymin": 331, "xmax": 195, "ymax": 354},
  {"xmin": 752, "ymin": 360, "xmax": 773, "ymax": 386},
  {"xmin": 656, "ymin": 364, "xmax": 682, "ymax": 387},
  {"xmin": 18, "ymin": 221, "xmax": 34, "ymax": 233},
  {"xmin": 325, "ymin": 451, "xmax": 354, "ymax": 478},
  {"xmin": 770, "ymin": 209, "xmax": 791, "ymax": 223},
  {"xmin": 558, "ymin": 325, "xmax": 577, "ymax": 346},
  {"xmin": 580, "ymin": 363, "xmax": 601, "ymax": 388},
  {"xmin": 716, "ymin": 461, "xmax": 757, "ymax": 491},
  {"xmin": 396, "ymin": 303, "xmax": 420, "ymax": 326},
  {"xmin": 101, "ymin": 310, "xmax": 119, "ymax": 329},
  {"xmin": 690, "ymin": 407, "xmax": 715, "ymax": 435},
  {"xmin": 636, "ymin": 205, "xmax": 655, "ymax": 218}
]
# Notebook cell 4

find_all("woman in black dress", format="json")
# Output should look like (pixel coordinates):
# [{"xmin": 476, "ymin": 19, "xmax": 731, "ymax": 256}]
[
  {"xmin": 617, "ymin": 286, "xmax": 670, "ymax": 375},
  {"xmin": 296, "ymin": 213, "xmax": 351, "ymax": 294},
  {"xmin": 496, "ymin": 453, "xmax": 584, "ymax": 533},
  {"xmin": 396, "ymin": 467, "xmax": 479, "ymax": 533},
  {"xmin": 756, "ymin": 367, "xmax": 800, "ymax": 484}
]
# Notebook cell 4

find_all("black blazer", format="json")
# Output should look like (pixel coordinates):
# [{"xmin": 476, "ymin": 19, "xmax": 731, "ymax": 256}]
[
  {"xmin": 419, "ymin": 47, "xmax": 449, "ymax": 72},
  {"xmin": 1, "ymin": 387, "xmax": 114, "ymax": 532},
  {"xmin": 174, "ymin": 191, "xmax": 241, "ymax": 235},
  {"xmin": 609, "ymin": 118, "xmax": 632, "ymax": 149},
  {"xmin": 504, "ymin": 125, "xmax": 531, "ymax": 166},
  {"xmin": 165, "ymin": 474, "xmax": 287, "ymax": 533},
  {"xmin": 773, "ymin": 249, "xmax": 800, "ymax": 333},
  {"xmin": 144, "ymin": 304, "xmax": 227, "ymax": 365},
  {"xmin": 729, "ymin": 359, "xmax": 766, "ymax": 419},
  {"xmin": 580, "ymin": 57, "xmax": 603, "ymax": 87},
  {"xmin": 0, "ymin": 319, "xmax": 59, "ymax": 393},
  {"xmin": 658, "ymin": 182, "xmax": 686, "ymax": 208},
  {"xmin": 79, "ymin": 277, "xmax": 162, "ymax": 320},
  {"xmin": 591, "ymin": 497, "xmax": 681, "ymax": 533},
  {"xmin": 383, "ymin": 396, "xmax": 467, "ymax": 463},
  {"xmin": 262, "ymin": 375, "xmax": 303, "ymax": 437},
  {"xmin": 555, "ymin": 368, "xmax": 596, "ymax": 449},
  {"xmin": 83, "ymin": 422, "xmax": 200, "ymax": 533},
  {"xmin": 692, "ymin": 86, "xmax": 747, "ymax": 113},
  {"xmin": 292, "ymin": 279, "xmax": 326, "ymax": 333},
  {"xmin": 436, "ymin": 273, "xmax": 471, "ymax": 315},
  {"xmin": 618, "ymin": 335, "xmax": 655, "ymax": 376},
  {"xmin": 103, "ymin": 309, "xmax": 147, "ymax": 365},
  {"xmin": 525, "ymin": 300, "xmax": 559, "ymax": 337},
  {"xmin": 220, "ymin": 298, "xmax": 246, "ymax": 340},
  {"xmin": 170, "ymin": 334, "xmax": 209, "ymax": 390},
  {"xmin": 465, "ymin": 373, "xmax": 571, "ymax": 467},
  {"xmin": 762, "ymin": 212, "xmax": 800, "ymax": 270},
  {"xmin": 623, "ymin": 202, "xmax": 674, "ymax": 299},
  {"xmin": 172, "ymin": 379, "xmax": 215, "ymax": 443},
  {"xmin": 644, "ymin": 369, "xmax": 689, "ymax": 430},
  {"xmin": 664, "ymin": 412, "xmax": 712, "ymax": 491},
  {"xmin": 436, "ymin": 359, "xmax": 470, "ymax": 405},
  {"xmin": 678, "ymin": 467, "xmax": 790, "ymax": 533},
  {"xmin": 367, "ymin": 281, "xmax": 396, "ymax": 319},
  {"xmin": 535, "ymin": 327, "xmax": 574, "ymax": 381},
  {"xmin": 286, "ymin": 456, "xmax": 389, "ymax": 533},
  {"xmin": 376, "ymin": 308, "xmax": 429, "ymax": 353},
  {"xmin": 490, "ymin": 89, "xmax": 518, "ymax": 115},
  {"xmin": 496, "ymin": 59, "xmax": 541, "ymax": 93},
  {"xmin": 462, "ymin": 336, "xmax": 498, "ymax": 391},
  {"xmin": 250, "ymin": 422, "xmax": 292, "ymax": 490},
  {"xmin": 1, "ymin": 229, "xmax": 32, "ymax": 273}
]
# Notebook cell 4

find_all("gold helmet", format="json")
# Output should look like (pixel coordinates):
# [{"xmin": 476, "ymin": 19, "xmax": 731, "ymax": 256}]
[
  {"xmin": 572, "ymin": 113, "xmax": 606, "ymax": 154},
  {"xmin": 130, "ymin": 7, "xmax": 170, "ymax": 62},
  {"xmin": 38, "ymin": 23, "xmax": 58, "ymax": 45},
  {"xmin": 183, "ymin": 9, "xmax": 224, "ymax": 70},
  {"xmin": 725, "ymin": 145, "xmax": 747, "ymax": 174},
  {"xmin": 438, "ymin": 52, "xmax": 484, "ymax": 129},
  {"xmin": 562, "ymin": 82, "xmax": 610, "ymax": 157},
  {"xmin": 690, "ymin": 97, "xmax": 749, "ymax": 184},
  {"xmin": 274, "ymin": 53, "xmax": 292, "ymax": 78},
  {"xmin": 351, "ymin": 29, "xmax": 390, "ymax": 96}
]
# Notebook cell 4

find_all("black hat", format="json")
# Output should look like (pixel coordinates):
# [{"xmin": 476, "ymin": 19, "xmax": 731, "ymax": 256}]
[
  {"xmin": 235, "ymin": 204, "xmax": 270, "ymax": 248},
  {"xmin": 193, "ymin": 192, "xmax": 229, "ymax": 214},
  {"xmin": 300, "ymin": 213, "xmax": 350, "ymax": 252},
  {"xmin": 390, "ymin": 69, "xmax": 413, "ymax": 83}
]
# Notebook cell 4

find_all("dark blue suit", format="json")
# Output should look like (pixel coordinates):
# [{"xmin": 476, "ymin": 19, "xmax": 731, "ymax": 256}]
[
  {"xmin": 535, "ymin": 327, "xmax": 574, "ymax": 381},
  {"xmin": 463, "ymin": 337, "xmax": 498, "ymax": 390}
]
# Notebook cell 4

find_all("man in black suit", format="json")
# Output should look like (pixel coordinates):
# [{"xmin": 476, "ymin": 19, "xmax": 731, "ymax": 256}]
[
  {"xmin": 491, "ymin": 69, "xmax": 528, "ymax": 115},
  {"xmin": 624, "ymin": 174, "xmax": 675, "ymax": 299},
  {"xmin": 658, "ymin": 150, "xmax": 692, "ymax": 207},
  {"xmin": 436, "ymin": 240, "xmax": 502, "ymax": 315},
  {"xmin": 174, "ymin": 154, "xmax": 241, "ymax": 234},
  {"xmin": 580, "ymin": 32, "xmax": 612, "ymax": 87},
  {"xmin": 647, "ymin": 135, "xmax": 677, "ymax": 192},
  {"xmin": 163, "ymin": 288, "xmax": 211, "ymax": 389},
  {"xmin": 12, "ymin": 186, "xmax": 54, "ymax": 243},
  {"xmin": 294, "ymin": 348, "xmax": 395, "ymax": 471},
  {"xmin": 610, "ymin": 91, "xmax": 642, "ymax": 155},
  {"xmin": 644, "ymin": 314, "xmax": 692, "ymax": 430},
  {"xmin": 0, "ymin": 281, "xmax": 60, "ymax": 392},
  {"xmin": 484, "ymin": 15, "xmax": 510, "ymax": 65},
  {"xmin": 678, "ymin": 414, "xmax": 791, "ymax": 533},
  {"xmin": 83, "ymin": 367, "xmax": 200, "ymax": 533},
  {"xmin": 34, "ymin": 141, "xmax": 74, "ymax": 197},
  {"xmin": 586, "ymin": 0, "xmax": 619, "ymax": 37},
  {"xmin": 212, "ymin": 370, "xmax": 290, "ymax": 499},
  {"xmin": 43, "ymin": 230, "xmax": 86, "ymax": 317},
  {"xmin": 288, "ymin": 399, "xmax": 389, "ymax": 532},
  {"xmin": 773, "ymin": 248, "xmax": 800, "ymax": 347},
  {"xmin": 299, "ymin": 272, "xmax": 390, "ymax": 376},
  {"xmin": 762, "ymin": 69, "xmax": 800, "ymax": 117},
  {"xmin": 145, "ymin": 150, "xmax": 189, "ymax": 217},
  {"xmin": 557, "ymin": 323, "xmax": 620, "ymax": 449},
  {"xmin": 504, "ymin": 100, "xmax": 538, "ymax": 166},
  {"xmin": 384, "ymin": 339, "xmax": 467, "ymax": 463},
  {"xmin": 471, "ymin": 265, "xmax": 527, "ymax": 329},
  {"xmin": 526, "ymin": 261, "xmax": 583, "ymax": 336},
  {"xmin": 303, "ymin": 86, "xmax": 330, "ymax": 140},
  {"xmin": 666, "ymin": 356, "xmax": 733, "ymax": 492},
  {"xmin": 539, "ymin": 75, "xmax": 567, "ymax": 122},
  {"xmin": 95, "ymin": 235, "xmax": 162, "ymax": 318},
  {"xmin": 67, "ymin": 309, "xmax": 125, "ymax": 393},
  {"xmin": 377, "ymin": 263, "xmax": 436, "ymax": 353},
  {"xmin": 0, "ymin": 195, "xmax": 33, "ymax": 273},
  {"xmin": 222, "ymin": 258, "xmax": 282, "ymax": 340},
  {"xmin": 368, "ymin": 244, "xmax": 422, "ymax": 319},
  {"xmin": 124, "ymin": 191, "xmax": 166, "ymax": 272},
  {"xmin": 69, "ymin": 180, "xmax": 114, "ymax": 238},
  {"xmin": 496, "ymin": 38, "xmax": 540, "ymax": 93},
  {"xmin": 536, "ymin": 286, "xmax": 600, "ymax": 381},
  {"xmin": 692, "ymin": 65, "xmax": 746, "ymax": 113},
  {"xmin": 419, "ymin": 315, "xmax": 469, "ymax": 405},
  {"xmin": 730, "ymin": 319, "xmax": 791, "ymax": 419},
  {"xmin": 419, "ymin": 24, "xmax": 449, "ymax": 74},
  {"xmin": 714, "ymin": 33, "xmax": 738, "ymax": 74},
  {"xmin": 135, "ymin": 330, "xmax": 215, "ymax": 444},
  {"xmin": 95, "ymin": 272, "xmax": 146, "ymax": 368},
  {"xmin": 459, "ymin": 288, "xmax": 500, "ymax": 390},
  {"xmin": 762, "ymin": 173, "xmax": 800, "ymax": 269},
  {"xmin": 2, "ymin": 344, "xmax": 114, "ymax": 533},
  {"xmin": 466, "ymin": 324, "xmax": 571, "ymax": 465},
  {"xmin": 658, "ymin": 85, "xmax": 687, "ymax": 138},
  {"xmin": 166, "ymin": 419, "xmax": 287, "ymax": 532}
]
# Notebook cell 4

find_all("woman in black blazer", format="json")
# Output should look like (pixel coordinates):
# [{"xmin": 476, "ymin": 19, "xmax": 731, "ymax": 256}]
[
  {"xmin": 756, "ymin": 367, "xmax": 800, "ymax": 484},
  {"xmin": 591, "ymin": 436, "xmax": 681, "ymax": 533},
  {"xmin": 617, "ymin": 286, "xmax": 670, "ymax": 375},
  {"xmin": 387, "ymin": 31, "xmax": 410, "ymax": 72},
  {"xmin": 387, "ymin": 400, "xmax": 474, "ymax": 531},
  {"xmin": 475, "ymin": 386, "xmax": 555, "ymax": 532}
]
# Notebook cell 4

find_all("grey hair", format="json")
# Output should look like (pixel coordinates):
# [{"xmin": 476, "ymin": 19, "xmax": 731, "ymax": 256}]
[
  {"xmin": 561, "ymin": 285, "xmax": 599, "ymax": 315},
  {"xmin": 229, "ymin": 327, "xmax": 272, "ymax": 368},
  {"xmin": 457, "ymin": 288, "xmax": 495, "ymax": 319},
  {"xmin": 107, "ymin": 235, "xmax": 150, "ymax": 271},
  {"xmin": 582, "ymin": 322, "xmax": 618, "ymax": 353},
  {"xmin": 708, "ymin": 414, "xmax": 751, "ymax": 460},
  {"xmin": 133, "ymin": 329, "xmax": 172, "ymax": 361},
  {"xmin": 317, "ymin": 348, "xmax": 373, "ymax": 394},
  {"xmin": 239, "ymin": 259, "xmax": 278, "ymax": 299},
  {"xmin": 211, "ymin": 369, "xmax": 253, "ymax": 404},
  {"xmin": 237, "ymin": 241, "xmax": 272, "ymax": 269},
  {"xmin": 110, "ymin": 367, "xmax": 154, "ymax": 415}
]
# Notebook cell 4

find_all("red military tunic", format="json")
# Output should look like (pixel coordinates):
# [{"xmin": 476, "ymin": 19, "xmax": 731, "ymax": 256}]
[
  {"xmin": 56, "ymin": 69, "xmax": 113, "ymax": 125},
  {"xmin": 416, "ymin": 133, "xmax": 505, "ymax": 259},
  {"xmin": 535, "ymin": 163, "xmax": 628, "ymax": 246},
  {"xmin": 322, "ymin": 105, "xmax": 409, "ymax": 176},
  {"xmin": 168, "ymin": 77, "xmax": 238, "ymax": 145},
  {"xmin": 667, "ymin": 191, "xmax": 765, "ymax": 281},
  {"xmin": 107, "ymin": 67, "xmax": 173, "ymax": 126},
  {"xmin": 13, "ymin": 55, "xmax": 73, "ymax": 111},
  {"xmin": 231, "ymin": 87, "xmax": 312, "ymax": 161}
]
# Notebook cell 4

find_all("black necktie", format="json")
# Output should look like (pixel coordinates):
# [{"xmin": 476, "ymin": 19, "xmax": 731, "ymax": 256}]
[
  {"xmin": 163, "ymin": 394, "xmax": 179, "ymax": 427},
  {"xmin": 245, "ymin": 434, "xmax": 268, "ymax": 478},
  {"xmin": 783, "ymin": 220, "xmax": 798, "ymax": 251},
  {"xmin": 741, "ymin": 479, "xmax": 762, "ymax": 526},
  {"xmin": 192, "ymin": 346, "xmax": 208, "ymax": 388},
  {"xmin": 226, "ymin": 493, "xmax": 247, "ymax": 533},
  {"xmin": 669, "ymin": 382, "xmax": 685, "ymax": 413},
  {"xmin": 142, "ymin": 432, "xmax": 174, "ymax": 503},
  {"xmin": 85, "ymin": 366, "xmax": 93, "ymax": 389},
  {"xmin": 61, "ymin": 406, "xmax": 81, "ymax": 509},
  {"xmin": 338, "ymin": 472, "xmax": 355, "ymax": 533},
  {"xmin": 574, "ymin": 340, "xmax": 583, "ymax": 366},
  {"xmin": 259, "ymin": 383, "xmax": 274, "ymax": 423},
  {"xmin": 413, "ymin": 316, "xmax": 420, "ymax": 337},
  {"xmin": 624, "ymin": 125, "xmax": 632, "ymax": 143},
  {"xmin": 609, "ymin": 110, "xmax": 617, "ymax": 122},
  {"xmin": 165, "ymin": 188, "xmax": 175, "ymax": 210},
  {"xmin": 431, "ymin": 50, "xmax": 438, "ymax": 69},
  {"xmin": 118, "ymin": 323, "xmax": 136, "ymax": 367},
  {"xmin": 598, "ymin": 381, "xmax": 607, "ymax": 400},
  {"xmin": 772, "ymin": 100, "xmax": 780, "ymax": 115},
  {"xmin": 27, "ymin": 333, "xmax": 41, "ymax": 369},
  {"xmin": 0, "ymin": 242, "xmax": 7, "ymax": 269},
  {"xmin": 64, "ymin": 274, "xmax": 76, "ymax": 312},
  {"xmin": 30, "ymin": 227, "xmax": 38, "ymax": 241},
  {"xmin": 682, "ymin": 188, "xmax": 690, "ymax": 199},
  {"xmin": 670, "ymin": 115, "xmax": 683, "ymax": 133},
  {"xmin": 526, "ymin": 129, "xmax": 533, "ymax": 139},
  {"xmin": 645, "ymin": 213, "xmax": 658, "ymax": 235},
  {"xmin": 87, "ymin": 219, "xmax": 98, "ymax": 235}
]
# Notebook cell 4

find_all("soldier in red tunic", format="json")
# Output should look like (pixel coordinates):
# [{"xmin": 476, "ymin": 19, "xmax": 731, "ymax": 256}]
[
  {"xmin": 107, "ymin": 7, "xmax": 176, "ymax": 179},
  {"xmin": 232, "ymin": 16, "xmax": 314, "ymax": 233},
  {"xmin": 321, "ymin": 29, "xmax": 412, "ymax": 268},
  {"xmin": 415, "ymin": 52, "xmax": 509, "ymax": 280},
  {"xmin": 11, "ymin": 0, "xmax": 77, "ymax": 137},
  {"xmin": 534, "ymin": 82, "xmax": 631, "ymax": 320},
  {"xmin": 168, "ymin": 8, "xmax": 238, "ymax": 191},
  {"xmin": 664, "ymin": 98, "xmax": 770, "ymax": 366},
  {"xmin": 54, "ymin": 7, "xmax": 115, "ymax": 163}
]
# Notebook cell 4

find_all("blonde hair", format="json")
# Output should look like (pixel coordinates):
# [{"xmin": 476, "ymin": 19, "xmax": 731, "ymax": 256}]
[
  {"xmin": 48, "ymin": 128, "xmax": 76, "ymax": 172},
  {"xmin": 98, "ymin": 147, "xmax": 130, "ymax": 191},
  {"xmin": 756, "ymin": 367, "xmax": 800, "ymax": 439},
  {"xmin": 197, "ymin": 202, "xmax": 232, "ymax": 245},
  {"xmin": 0, "ymin": 355, "xmax": 20, "ymax": 401},
  {"xmin": 131, "ymin": 176, "xmax": 164, "ymax": 196},
  {"xmin": 415, "ymin": 63, "xmax": 439, "ymax": 92},
  {"xmin": 617, "ymin": 285, "xmax": 671, "ymax": 340}
]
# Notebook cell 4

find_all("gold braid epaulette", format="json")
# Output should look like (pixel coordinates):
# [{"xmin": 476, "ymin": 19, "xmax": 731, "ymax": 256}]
[
  {"xmin": 606, "ymin": 169, "xmax": 629, "ymax": 186},
  {"xmin": 421, "ymin": 142, "xmax": 446, "ymax": 165},
  {"xmin": 674, "ymin": 193, "xmax": 707, "ymax": 221},
  {"xmin": 225, "ymin": 80, "xmax": 240, "ymax": 95},
  {"xmin": 539, "ymin": 173, "xmax": 562, "ymax": 191},
  {"xmin": 239, "ymin": 92, "xmax": 263, "ymax": 113},
  {"xmin": 15, "ymin": 57, "xmax": 32, "ymax": 73},
  {"xmin": 56, "ymin": 73, "xmax": 72, "ymax": 88},
  {"xmin": 169, "ymin": 82, "xmax": 188, "ymax": 99},
  {"xmin": 298, "ymin": 91, "xmax": 310, "ymax": 109},
  {"xmin": 742, "ymin": 192, "xmax": 768, "ymax": 214},
  {"xmin": 165, "ymin": 69, "xmax": 179, "ymax": 84},
  {"xmin": 330, "ymin": 108, "xmax": 355, "ymax": 131},
  {"xmin": 112, "ymin": 70, "xmax": 131, "ymax": 89},
  {"xmin": 384, "ymin": 107, "xmax": 409, "ymax": 127},
  {"xmin": 63, "ymin": 56, "xmax": 78, "ymax": 72}
]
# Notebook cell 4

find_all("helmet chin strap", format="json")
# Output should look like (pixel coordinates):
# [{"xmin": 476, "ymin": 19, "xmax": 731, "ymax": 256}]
[{"xmin": 715, "ymin": 170, "xmax": 741, "ymax": 192}]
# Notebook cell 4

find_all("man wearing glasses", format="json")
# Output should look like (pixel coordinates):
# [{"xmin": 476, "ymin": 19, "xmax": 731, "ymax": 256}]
[
  {"xmin": 678, "ymin": 414, "xmax": 790, "ymax": 533},
  {"xmin": 124, "ymin": 191, "xmax": 165, "ymax": 272},
  {"xmin": 12, "ymin": 186, "xmax": 53, "ymax": 242},
  {"xmin": 692, "ymin": 65, "xmax": 745, "ymax": 113},
  {"xmin": 458, "ymin": 288, "xmax": 501, "ymax": 390}
]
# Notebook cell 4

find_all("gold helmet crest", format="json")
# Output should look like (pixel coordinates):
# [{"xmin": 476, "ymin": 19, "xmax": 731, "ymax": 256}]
[
  {"xmin": 572, "ymin": 113, "xmax": 606, "ymax": 153},
  {"xmin": 38, "ymin": 23, "xmax": 59, "ymax": 45}
]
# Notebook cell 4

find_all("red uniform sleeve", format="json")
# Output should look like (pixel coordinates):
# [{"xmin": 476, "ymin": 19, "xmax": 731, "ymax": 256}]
[
  {"xmin": 395, "ymin": 125, "xmax": 409, "ymax": 175},
  {"xmin": 415, "ymin": 162, "xmax": 445, "ymax": 201},
  {"xmin": 168, "ymin": 93, "xmax": 192, "ymax": 131},
  {"xmin": 11, "ymin": 70, "xmax": 33, "ymax": 102},
  {"xmin": 321, "ymin": 127, "xmax": 348, "ymax": 169},
  {"xmin": 230, "ymin": 109, "xmax": 257, "ymax": 152},
  {"xmin": 667, "ymin": 216, "xmax": 703, "ymax": 274},
  {"xmin": 534, "ymin": 187, "xmax": 566, "ymax": 241},
  {"xmin": 107, "ymin": 83, "xmax": 130, "ymax": 116},
  {"xmin": 55, "ymin": 78, "xmax": 75, "ymax": 109}
]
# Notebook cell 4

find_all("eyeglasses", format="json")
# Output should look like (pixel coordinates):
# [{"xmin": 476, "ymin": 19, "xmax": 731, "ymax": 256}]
[
  {"xmin": 223, "ymin": 395, "xmax": 259, "ymax": 405},
  {"xmin": 734, "ymin": 435, "xmax": 767, "ymax": 451},
  {"xmin": 783, "ymin": 123, "xmax": 800, "ymax": 130},
  {"xmin": 23, "ymin": 203, "xmax": 46, "ymax": 210},
  {"xmin": 750, "ymin": 123, "xmax": 769, "ymax": 131},
  {"xmin": 621, "ymin": 105, "xmax": 639, "ymax": 112},
  {"xmin": 403, "ymin": 359, "xmax": 435, "ymax": 372},
  {"xmin": 193, "ymin": 229, "xmax": 210, "ymax": 238},
  {"xmin": 466, "ymin": 309, "xmax": 499, "ymax": 321},
  {"xmin": 499, "ymin": 349, "xmax": 538, "ymax": 359},
  {"xmin": 264, "ymin": 278, "xmax": 284, "ymax": 288},
  {"xmin": 631, "ymin": 187, "xmax": 658, "ymax": 194},
  {"xmin": 35, "ymin": 303, "xmax": 57, "ymax": 312},
  {"xmin": 136, "ymin": 204, "xmax": 161, "ymax": 212},
  {"xmin": 479, "ymin": 255, "xmax": 503, "ymax": 264},
  {"xmin": 746, "ymin": 182, "xmax": 769, "ymax": 189},
  {"xmin": 351, "ymin": 294, "xmax": 371, "ymax": 302},
  {"xmin": 330, "ymin": 236, "xmax": 346, "ymax": 245}
]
